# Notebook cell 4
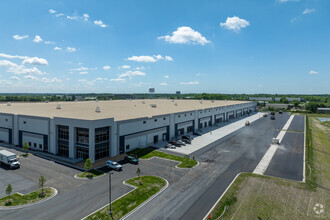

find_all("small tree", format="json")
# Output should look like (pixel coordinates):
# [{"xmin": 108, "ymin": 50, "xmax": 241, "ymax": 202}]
[
  {"xmin": 136, "ymin": 167, "xmax": 142, "ymax": 185},
  {"xmin": 39, "ymin": 175, "xmax": 46, "ymax": 197},
  {"xmin": 84, "ymin": 158, "xmax": 93, "ymax": 177},
  {"xmin": 23, "ymin": 141, "xmax": 29, "ymax": 156},
  {"xmin": 5, "ymin": 184, "xmax": 13, "ymax": 205}
]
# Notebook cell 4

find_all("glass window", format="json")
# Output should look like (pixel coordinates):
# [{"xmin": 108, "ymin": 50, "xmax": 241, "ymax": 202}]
[
  {"xmin": 58, "ymin": 125, "xmax": 69, "ymax": 141},
  {"xmin": 76, "ymin": 128, "xmax": 89, "ymax": 145},
  {"xmin": 76, "ymin": 146, "xmax": 89, "ymax": 159},
  {"xmin": 58, "ymin": 143, "xmax": 69, "ymax": 157},
  {"xmin": 95, "ymin": 128, "xmax": 109, "ymax": 144},
  {"xmin": 95, "ymin": 145, "xmax": 108, "ymax": 160}
]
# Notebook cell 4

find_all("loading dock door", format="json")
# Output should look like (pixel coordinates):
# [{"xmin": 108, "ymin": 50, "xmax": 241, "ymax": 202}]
[{"xmin": 0, "ymin": 128, "xmax": 9, "ymax": 143}]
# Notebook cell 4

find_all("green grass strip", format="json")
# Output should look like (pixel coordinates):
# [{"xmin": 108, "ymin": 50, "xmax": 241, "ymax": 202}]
[
  {"xmin": 86, "ymin": 175, "xmax": 166, "ymax": 220},
  {"xmin": 128, "ymin": 148, "xmax": 198, "ymax": 168},
  {"xmin": 0, "ymin": 187, "xmax": 54, "ymax": 207},
  {"xmin": 76, "ymin": 169, "xmax": 105, "ymax": 178}
]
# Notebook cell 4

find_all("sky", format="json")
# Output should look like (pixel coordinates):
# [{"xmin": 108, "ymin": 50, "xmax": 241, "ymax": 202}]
[{"xmin": 0, "ymin": 0, "xmax": 329, "ymax": 94}]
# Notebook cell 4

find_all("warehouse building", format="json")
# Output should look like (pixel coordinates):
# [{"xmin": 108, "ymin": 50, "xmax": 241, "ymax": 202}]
[{"xmin": 0, "ymin": 99, "xmax": 257, "ymax": 163}]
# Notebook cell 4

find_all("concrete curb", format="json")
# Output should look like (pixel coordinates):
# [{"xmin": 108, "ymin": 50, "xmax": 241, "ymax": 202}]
[
  {"xmin": 140, "ymin": 156, "xmax": 199, "ymax": 169},
  {"xmin": 203, "ymin": 173, "xmax": 243, "ymax": 220},
  {"xmin": 73, "ymin": 172, "xmax": 106, "ymax": 180},
  {"xmin": 121, "ymin": 175, "xmax": 169, "ymax": 220},
  {"xmin": 302, "ymin": 115, "xmax": 306, "ymax": 183},
  {"xmin": 0, "ymin": 187, "xmax": 58, "ymax": 210},
  {"xmin": 81, "ymin": 175, "xmax": 169, "ymax": 220}
]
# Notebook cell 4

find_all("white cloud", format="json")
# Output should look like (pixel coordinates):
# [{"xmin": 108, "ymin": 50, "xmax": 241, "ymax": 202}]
[
  {"xmin": 66, "ymin": 47, "xmax": 76, "ymax": 52},
  {"xmin": 303, "ymin": 8, "xmax": 316, "ymax": 14},
  {"xmin": 44, "ymin": 41, "xmax": 55, "ymax": 44},
  {"xmin": 120, "ymin": 65, "xmax": 130, "ymax": 69},
  {"xmin": 158, "ymin": 26, "xmax": 210, "ymax": 45},
  {"xmin": 128, "ymin": 55, "xmax": 173, "ymax": 63},
  {"xmin": 180, "ymin": 81, "xmax": 199, "ymax": 85},
  {"xmin": 24, "ymin": 75, "xmax": 39, "ymax": 80},
  {"xmin": 10, "ymin": 76, "xmax": 20, "ymax": 80},
  {"xmin": 67, "ymin": 15, "xmax": 79, "ymax": 20},
  {"xmin": 0, "ymin": 53, "xmax": 29, "ymax": 60},
  {"xmin": 56, "ymin": 13, "xmax": 64, "ymax": 17},
  {"xmin": 94, "ymin": 20, "xmax": 107, "ymax": 28},
  {"xmin": 8, "ymin": 66, "xmax": 44, "ymax": 75},
  {"xmin": 13, "ymin": 35, "xmax": 29, "ymax": 40},
  {"xmin": 41, "ymin": 77, "xmax": 62, "ymax": 83},
  {"xmin": 54, "ymin": 47, "xmax": 62, "ymax": 51},
  {"xmin": 165, "ymin": 56, "xmax": 173, "ymax": 61},
  {"xmin": 160, "ymin": 82, "xmax": 168, "ymax": 86},
  {"xmin": 220, "ymin": 16, "xmax": 250, "ymax": 31},
  {"xmin": 79, "ymin": 71, "xmax": 88, "ymax": 75},
  {"xmin": 22, "ymin": 57, "xmax": 48, "ymax": 65},
  {"xmin": 0, "ymin": 60, "xmax": 18, "ymax": 68},
  {"xmin": 164, "ymin": 75, "xmax": 169, "ymax": 79},
  {"xmin": 118, "ymin": 70, "xmax": 146, "ymax": 79},
  {"xmin": 33, "ymin": 35, "xmax": 43, "ymax": 43},
  {"xmin": 277, "ymin": 0, "xmax": 299, "ymax": 3},
  {"xmin": 309, "ymin": 70, "xmax": 318, "ymax": 75},
  {"xmin": 70, "ymin": 67, "xmax": 89, "ymax": 72},
  {"xmin": 83, "ymin": 14, "xmax": 89, "ymax": 21},
  {"xmin": 103, "ymin": 65, "xmax": 111, "ymax": 70},
  {"xmin": 49, "ymin": 9, "xmax": 56, "ymax": 14},
  {"xmin": 135, "ymin": 66, "xmax": 145, "ymax": 70},
  {"xmin": 109, "ymin": 78, "xmax": 125, "ymax": 82},
  {"xmin": 78, "ymin": 79, "xmax": 94, "ymax": 85}
]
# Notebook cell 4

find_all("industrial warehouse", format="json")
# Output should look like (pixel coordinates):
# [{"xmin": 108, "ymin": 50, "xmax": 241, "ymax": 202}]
[{"xmin": 0, "ymin": 99, "xmax": 257, "ymax": 162}]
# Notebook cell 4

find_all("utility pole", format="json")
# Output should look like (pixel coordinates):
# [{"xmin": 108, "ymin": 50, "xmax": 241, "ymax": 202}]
[{"xmin": 109, "ymin": 172, "xmax": 113, "ymax": 216}]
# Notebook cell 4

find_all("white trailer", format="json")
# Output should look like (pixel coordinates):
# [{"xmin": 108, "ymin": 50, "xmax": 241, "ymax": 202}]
[{"xmin": 0, "ymin": 150, "xmax": 20, "ymax": 169}]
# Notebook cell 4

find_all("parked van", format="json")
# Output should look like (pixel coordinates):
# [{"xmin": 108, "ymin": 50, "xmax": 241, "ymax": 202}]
[{"xmin": 106, "ymin": 160, "xmax": 122, "ymax": 171}]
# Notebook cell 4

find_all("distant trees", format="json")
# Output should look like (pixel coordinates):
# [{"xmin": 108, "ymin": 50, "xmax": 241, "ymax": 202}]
[
  {"xmin": 293, "ymin": 100, "xmax": 300, "ymax": 108},
  {"xmin": 305, "ymin": 102, "xmax": 326, "ymax": 113}
]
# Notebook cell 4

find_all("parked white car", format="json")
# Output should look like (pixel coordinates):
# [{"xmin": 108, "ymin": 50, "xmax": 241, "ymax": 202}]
[
  {"xmin": 106, "ymin": 160, "xmax": 122, "ymax": 171},
  {"xmin": 166, "ymin": 143, "xmax": 176, "ymax": 149}
]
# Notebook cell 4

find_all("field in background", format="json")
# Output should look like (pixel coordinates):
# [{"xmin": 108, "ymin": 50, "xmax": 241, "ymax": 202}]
[{"xmin": 209, "ymin": 115, "xmax": 329, "ymax": 219}]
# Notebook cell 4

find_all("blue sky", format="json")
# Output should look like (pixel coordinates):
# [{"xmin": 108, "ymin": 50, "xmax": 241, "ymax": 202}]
[{"xmin": 0, "ymin": 0, "xmax": 329, "ymax": 94}]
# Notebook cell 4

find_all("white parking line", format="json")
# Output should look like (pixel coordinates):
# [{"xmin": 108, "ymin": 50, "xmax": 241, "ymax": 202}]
[{"xmin": 253, "ymin": 115, "xmax": 295, "ymax": 175}]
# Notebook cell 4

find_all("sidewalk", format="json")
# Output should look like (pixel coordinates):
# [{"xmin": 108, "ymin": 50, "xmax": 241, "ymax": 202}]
[{"xmin": 165, "ymin": 113, "xmax": 264, "ymax": 156}]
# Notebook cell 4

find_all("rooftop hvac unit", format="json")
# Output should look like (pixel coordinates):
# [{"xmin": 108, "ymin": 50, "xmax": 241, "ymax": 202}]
[
  {"xmin": 200, "ymin": 101, "xmax": 203, "ymax": 104},
  {"xmin": 96, "ymin": 100, "xmax": 98, "ymax": 102},
  {"xmin": 142, "ymin": 101, "xmax": 145, "ymax": 104},
  {"xmin": 211, "ymin": 100, "xmax": 215, "ymax": 103},
  {"xmin": 150, "ymin": 104, "xmax": 157, "ymax": 108},
  {"xmin": 174, "ymin": 103, "xmax": 178, "ymax": 106},
  {"xmin": 95, "ymin": 106, "xmax": 101, "ymax": 113},
  {"xmin": 7, "ymin": 102, "xmax": 11, "ymax": 106},
  {"xmin": 56, "ymin": 104, "xmax": 61, "ymax": 109}
]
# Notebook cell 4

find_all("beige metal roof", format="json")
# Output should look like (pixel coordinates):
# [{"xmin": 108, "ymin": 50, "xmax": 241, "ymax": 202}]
[{"xmin": 0, "ymin": 99, "xmax": 252, "ymax": 121}]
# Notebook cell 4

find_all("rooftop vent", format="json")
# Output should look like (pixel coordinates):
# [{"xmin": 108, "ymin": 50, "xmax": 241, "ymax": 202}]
[
  {"xmin": 150, "ymin": 104, "xmax": 157, "ymax": 108},
  {"xmin": 95, "ymin": 106, "xmax": 101, "ymax": 113},
  {"xmin": 7, "ymin": 102, "xmax": 11, "ymax": 106},
  {"xmin": 56, "ymin": 104, "xmax": 61, "ymax": 109},
  {"xmin": 200, "ymin": 101, "xmax": 203, "ymax": 104},
  {"xmin": 142, "ymin": 101, "xmax": 145, "ymax": 104},
  {"xmin": 211, "ymin": 100, "xmax": 215, "ymax": 103},
  {"xmin": 174, "ymin": 103, "xmax": 178, "ymax": 106},
  {"xmin": 171, "ymin": 100, "xmax": 174, "ymax": 102},
  {"xmin": 96, "ymin": 100, "xmax": 98, "ymax": 102},
  {"xmin": 44, "ymin": 101, "xmax": 48, "ymax": 103}
]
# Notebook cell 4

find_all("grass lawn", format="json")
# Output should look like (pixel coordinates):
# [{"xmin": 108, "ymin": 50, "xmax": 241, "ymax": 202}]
[
  {"xmin": 208, "ymin": 115, "xmax": 330, "ymax": 219},
  {"xmin": 86, "ymin": 175, "xmax": 166, "ymax": 220},
  {"xmin": 0, "ymin": 187, "xmax": 54, "ymax": 207},
  {"xmin": 128, "ymin": 147, "xmax": 198, "ymax": 168},
  {"xmin": 76, "ymin": 169, "xmax": 105, "ymax": 178}
]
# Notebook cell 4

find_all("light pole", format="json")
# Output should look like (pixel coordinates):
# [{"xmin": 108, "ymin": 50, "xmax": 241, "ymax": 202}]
[{"xmin": 109, "ymin": 172, "xmax": 113, "ymax": 216}]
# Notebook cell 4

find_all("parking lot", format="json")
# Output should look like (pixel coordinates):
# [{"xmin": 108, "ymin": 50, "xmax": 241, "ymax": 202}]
[{"xmin": 0, "ymin": 112, "xmax": 305, "ymax": 220}]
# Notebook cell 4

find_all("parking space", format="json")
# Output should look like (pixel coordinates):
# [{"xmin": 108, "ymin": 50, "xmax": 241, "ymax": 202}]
[{"xmin": 0, "ymin": 145, "xmax": 83, "ymax": 196}]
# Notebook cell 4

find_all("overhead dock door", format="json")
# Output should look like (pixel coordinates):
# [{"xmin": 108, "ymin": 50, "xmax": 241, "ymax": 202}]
[{"xmin": 0, "ymin": 128, "xmax": 9, "ymax": 143}]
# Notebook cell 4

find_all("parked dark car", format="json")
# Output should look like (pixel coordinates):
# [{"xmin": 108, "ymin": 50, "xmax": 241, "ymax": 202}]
[
  {"xmin": 279, "ymin": 110, "xmax": 283, "ymax": 114},
  {"xmin": 182, "ymin": 139, "xmax": 191, "ymax": 144},
  {"xmin": 176, "ymin": 140, "xmax": 186, "ymax": 146},
  {"xmin": 270, "ymin": 115, "xmax": 275, "ymax": 120},
  {"xmin": 169, "ymin": 141, "xmax": 181, "ymax": 147},
  {"xmin": 193, "ymin": 132, "xmax": 201, "ymax": 136},
  {"xmin": 182, "ymin": 135, "xmax": 193, "ymax": 140},
  {"xmin": 125, "ymin": 156, "xmax": 139, "ymax": 164},
  {"xmin": 270, "ymin": 112, "xmax": 275, "ymax": 116}
]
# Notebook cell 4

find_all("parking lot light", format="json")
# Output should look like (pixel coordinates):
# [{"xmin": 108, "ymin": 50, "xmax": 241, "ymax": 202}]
[{"xmin": 109, "ymin": 172, "xmax": 114, "ymax": 216}]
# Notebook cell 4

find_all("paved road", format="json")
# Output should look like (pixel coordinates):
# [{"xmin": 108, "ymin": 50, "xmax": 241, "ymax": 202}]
[
  {"xmin": 264, "ymin": 115, "xmax": 305, "ymax": 181},
  {"xmin": 0, "ymin": 113, "xmax": 304, "ymax": 220},
  {"xmin": 128, "ymin": 113, "xmax": 299, "ymax": 220}
]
